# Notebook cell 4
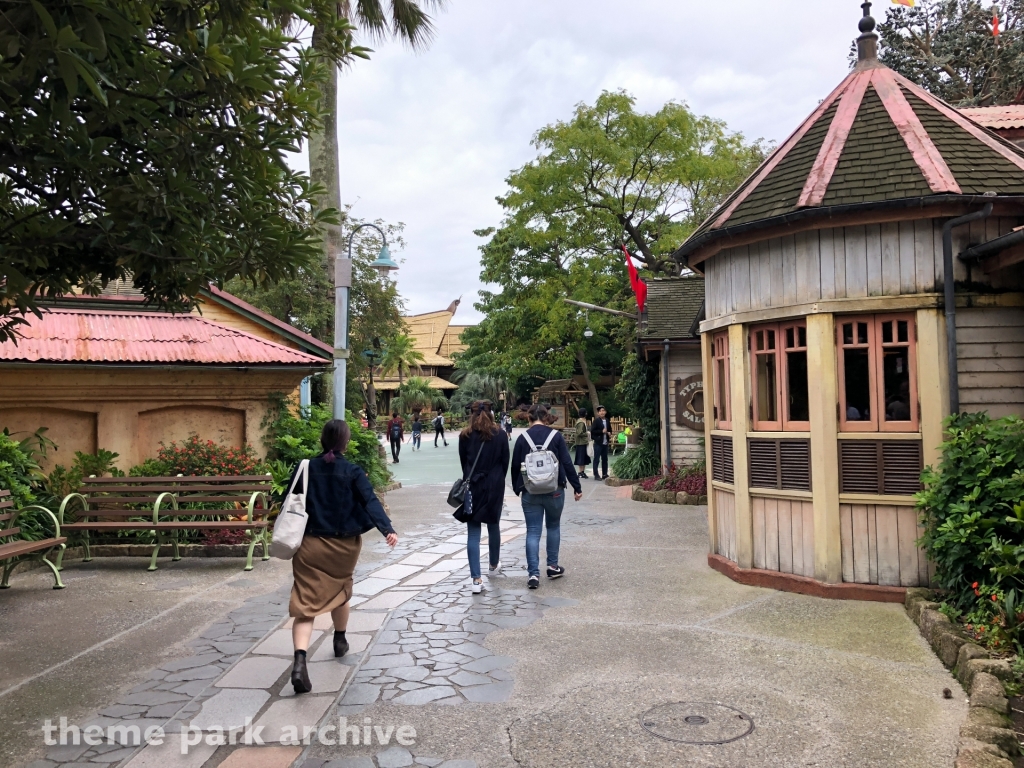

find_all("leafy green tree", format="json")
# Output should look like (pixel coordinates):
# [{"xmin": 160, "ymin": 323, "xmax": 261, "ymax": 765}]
[
  {"xmin": 380, "ymin": 333, "xmax": 425, "ymax": 386},
  {"xmin": 0, "ymin": 0, "xmax": 364, "ymax": 342},
  {"xmin": 459, "ymin": 91, "xmax": 764, "ymax": 404},
  {"xmin": 878, "ymin": 0, "xmax": 1024, "ymax": 105},
  {"xmin": 449, "ymin": 371, "xmax": 506, "ymax": 414}
]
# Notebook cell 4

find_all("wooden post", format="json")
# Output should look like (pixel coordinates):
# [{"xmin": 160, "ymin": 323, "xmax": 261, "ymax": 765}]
[
  {"xmin": 727, "ymin": 323, "xmax": 753, "ymax": 568},
  {"xmin": 701, "ymin": 332, "xmax": 717, "ymax": 555},
  {"xmin": 917, "ymin": 308, "xmax": 949, "ymax": 471},
  {"xmin": 806, "ymin": 313, "xmax": 843, "ymax": 583}
]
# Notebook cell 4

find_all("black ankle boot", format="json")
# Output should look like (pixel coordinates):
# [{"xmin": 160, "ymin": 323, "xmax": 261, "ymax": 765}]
[
  {"xmin": 291, "ymin": 650, "xmax": 311, "ymax": 694},
  {"xmin": 334, "ymin": 630, "xmax": 350, "ymax": 658}
]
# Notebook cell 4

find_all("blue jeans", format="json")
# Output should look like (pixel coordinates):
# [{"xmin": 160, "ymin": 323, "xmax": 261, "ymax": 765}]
[
  {"xmin": 522, "ymin": 490, "xmax": 564, "ymax": 577},
  {"xmin": 467, "ymin": 521, "xmax": 501, "ymax": 580},
  {"xmin": 412, "ymin": 432, "xmax": 421, "ymax": 449}
]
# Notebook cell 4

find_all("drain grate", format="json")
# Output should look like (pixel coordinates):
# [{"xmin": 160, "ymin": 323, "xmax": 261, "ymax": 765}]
[{"xmin": 640, "ymin": 701, "xmax": 754, "ymax": 745}]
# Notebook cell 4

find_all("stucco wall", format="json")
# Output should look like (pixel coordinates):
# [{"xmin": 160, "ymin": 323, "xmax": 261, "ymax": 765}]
[{"xmin": 0, "ymin": 366, "xmax": 309, "ymax": 471}]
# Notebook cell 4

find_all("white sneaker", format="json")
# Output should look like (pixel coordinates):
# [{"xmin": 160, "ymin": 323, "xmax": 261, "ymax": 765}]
[
  {"xmin": 488, "ymin": 561, "xmax": 503, "ymax": 576},
  {"xmin": 471, "ymin": 579, "xmax": 484, "ymax": 594}
]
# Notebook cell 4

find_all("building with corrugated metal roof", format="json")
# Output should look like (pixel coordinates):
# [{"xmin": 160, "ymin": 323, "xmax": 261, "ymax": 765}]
[{"xmin": 0, "ymin": 284, "xmax": 330, "ymax": 472}]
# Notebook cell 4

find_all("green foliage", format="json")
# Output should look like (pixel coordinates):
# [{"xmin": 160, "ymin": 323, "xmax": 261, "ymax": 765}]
[
  {"xmin": 263, "ymin": 398, "xmax": 391, "ymax": 490},
  {"xmin": 0, "ymin": 432, "xmax": 41, "ymax": 509},
  {"xmin": 459, "ymin": 91, "xmax": 765, "ymax": 398},
  {"xmin": 76, "ymin": 450, "xmax": 123, "ymax": 478},
  {"xmin": 448, "ymin": 372, "xmax": 504, "ymax": 414},
  {"xmin": 0, "ymin": 0, "xmax": 366, "ymax": 342},
  {"xmin": 380, "ymin": 333, "xmax": 425, "ymax": 384},
  {"xmin": 919, "ymin": 413, "xmax": 1024, "ymax": 619},
  {"xmin": 392, "ymin": 376, "xmax": 448, "ymax": 415},
  {"xmin": 611, "ymin": 352, "xmax": 662, "ymax": 479},
  {"xmin": 878, "ymin": 0, "xmax": 1024, "ymax": 106}
]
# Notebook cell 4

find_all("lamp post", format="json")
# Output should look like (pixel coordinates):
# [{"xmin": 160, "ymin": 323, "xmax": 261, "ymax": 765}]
[{"xmin": 334, "ymin": 224, "xmax": 400, "ymax": 420}]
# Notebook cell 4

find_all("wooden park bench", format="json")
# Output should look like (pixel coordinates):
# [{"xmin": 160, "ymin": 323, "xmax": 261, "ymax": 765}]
[
  {"xmin": 57, "ymin": 475, "xmax": 273, "ymax": 572},
  {"xmin": 0, "ymin": 489, "xmax": 67, "ymax": 589}
]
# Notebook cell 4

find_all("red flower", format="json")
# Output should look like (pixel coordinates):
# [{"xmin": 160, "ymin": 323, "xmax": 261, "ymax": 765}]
[
  {"xmin": 972, "ymin": 582, "xmax": 979, "ymax": 589},
  {"xmin": 992, "ymin": 594, "xmax": 999, "ymax": 602}
]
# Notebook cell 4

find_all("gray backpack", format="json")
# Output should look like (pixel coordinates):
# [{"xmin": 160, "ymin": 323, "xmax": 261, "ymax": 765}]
[{"xmin": 522, "ymin": 429, "xmax": 559, "ymax": 495}]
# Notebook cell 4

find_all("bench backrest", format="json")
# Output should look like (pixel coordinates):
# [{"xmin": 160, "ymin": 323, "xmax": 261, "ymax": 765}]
[
  {"xmin": 78, "ymin": 476, "xmax": 273, "ymax": 517},
  {"xmin": 1, "ymin": 488, "xmax": 19, "ymax": 540}
]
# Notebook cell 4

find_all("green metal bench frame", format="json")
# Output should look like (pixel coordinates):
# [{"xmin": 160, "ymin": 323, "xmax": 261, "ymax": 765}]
[
  {"xmin": 0, "ymin": 489, "xmax": 66, "ymax": 589},
  {"xmin": 57, "ymin": 476, "xmax": 272, "ymax": 572}
]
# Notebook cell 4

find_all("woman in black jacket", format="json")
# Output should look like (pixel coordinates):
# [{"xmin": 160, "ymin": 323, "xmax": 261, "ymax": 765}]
[
  {"xmin": 289, "ymin": 419, "xmax": 398, "ymax": 694},
  {"xmin": 458, "ymin": 401, "xmax": 510, "ymax": 593}
]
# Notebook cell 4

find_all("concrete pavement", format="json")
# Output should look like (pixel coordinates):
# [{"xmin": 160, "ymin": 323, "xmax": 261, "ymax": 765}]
[{"xmin": 0, "ymin": 463, "xmax": 964, "ymax": 767}]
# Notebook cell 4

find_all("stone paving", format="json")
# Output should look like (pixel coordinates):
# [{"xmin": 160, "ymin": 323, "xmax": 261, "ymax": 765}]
[{"xmin": 30, "ymin": 492, "xmax": 546, "ymax": 768}]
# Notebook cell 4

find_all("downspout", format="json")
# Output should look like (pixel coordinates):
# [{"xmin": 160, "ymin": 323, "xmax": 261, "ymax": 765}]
[
  {"xmin": 941, "ymin": 203, "xmax": 992, "ymax": 415},
  {"xmin": 663, "ymin": 339, "xmax": 671, "ymax": 475}
]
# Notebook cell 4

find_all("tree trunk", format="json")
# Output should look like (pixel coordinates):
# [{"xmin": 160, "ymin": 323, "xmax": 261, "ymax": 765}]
[
  {"xmin": 364, "ymin": 370, "xmax": 378, "ymax": 430},
  {"xmin": 576, "ymin": 349, "xmax": 600, "ymax": 410}
]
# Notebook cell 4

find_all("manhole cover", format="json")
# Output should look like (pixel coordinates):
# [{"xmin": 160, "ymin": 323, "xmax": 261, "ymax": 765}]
[{"xmin": 639, "ymin": 701, "xmax": 754, "ymax": 745}]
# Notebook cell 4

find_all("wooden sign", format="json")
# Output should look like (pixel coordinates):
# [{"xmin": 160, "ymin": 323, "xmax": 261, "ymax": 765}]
[{"xmin": 675, "ymin": 375, "xmax": 704, "ymax": 431}]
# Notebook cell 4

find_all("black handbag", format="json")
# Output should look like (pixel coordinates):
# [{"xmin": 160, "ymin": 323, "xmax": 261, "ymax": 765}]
[{"xmin": 448, "ymin": 439, "xmax": 484, "ymax": 515}]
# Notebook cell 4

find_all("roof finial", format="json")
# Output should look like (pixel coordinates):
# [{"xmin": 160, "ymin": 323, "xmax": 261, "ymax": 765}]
[{"xmin": 857, "ymin": 1, "xmax": 879, "ymax": 64}]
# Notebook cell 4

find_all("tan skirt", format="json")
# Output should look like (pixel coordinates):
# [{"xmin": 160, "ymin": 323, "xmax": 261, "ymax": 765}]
[{"xmin": 289, "ymin": 534, "xmax": 362, "ymax": 619}]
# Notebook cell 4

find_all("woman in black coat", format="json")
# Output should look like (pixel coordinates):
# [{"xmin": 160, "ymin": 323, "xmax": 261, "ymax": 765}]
[{"xmin": 458, "ymin": 401, "xmax": 510, "ymax": 593}]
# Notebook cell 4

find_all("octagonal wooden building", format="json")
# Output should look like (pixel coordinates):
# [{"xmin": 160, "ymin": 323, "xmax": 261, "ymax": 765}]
[{"xmin": 674, "ymin": 5, "xmax": 1024, "ymax": 598}]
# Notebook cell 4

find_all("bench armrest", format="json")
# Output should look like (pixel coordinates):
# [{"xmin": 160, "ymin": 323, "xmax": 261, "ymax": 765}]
[
  {"xmin": 152, "ymin": 492, "xmax": 178, "ymax": 523},
  {"xmin": 58, "ymin": 493, "xmax": 89, "ymax": 524},
  {"xmin": 13, "ymin": 505, "xmax": 62, "ymax": 539},
  {"xmin": 246, "ymin": 491, "xmax": 270, "ymax": 523}
]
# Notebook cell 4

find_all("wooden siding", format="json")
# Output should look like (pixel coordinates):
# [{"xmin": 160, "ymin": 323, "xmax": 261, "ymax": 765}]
[
  {"xmin": 661, "ymin": 348, "xmax": 704, "ymax": 465},
  {"xmin": 705, "ymin": 218, "xmax": 1024, "ymax": 320},
  {"xmin": 839, "ymin": 503, "xmax": 928, "ymax": 586},
  {"xmin": 751, "ymin": 496, "xmax": 815, "ymax": 577},
  {"xmin": 957, "ymin": 306, "xmax": 1024, "ymax": 418},
  {"xmin": 714, "ymin": 488, "xmax": 737, "ymax": 563}
]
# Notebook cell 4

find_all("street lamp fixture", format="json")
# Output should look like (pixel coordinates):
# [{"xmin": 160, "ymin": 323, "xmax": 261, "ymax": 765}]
[
  {"xmin": 583, "ymin": 311, "xmax": 594, "ymax": 338},
  {"xmin": 333, "ymin": 223, "xmax": 392, "ymax": 420},
  {"xmin": 369, "ymin": 244, "xmax": 399, "ymax": 279}
]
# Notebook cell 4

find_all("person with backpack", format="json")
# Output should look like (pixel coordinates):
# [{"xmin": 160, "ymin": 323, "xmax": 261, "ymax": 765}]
[
  {"xmin": 511, "ymin": 403, "xmax": 582, "ymax": 589},
  {"xmin": 458, "ymin": 401, "xmax": 509, "ymax": 593},
  {"xmin": 573, "ymin": 408, "xmax": 591, "ymax": 479},
  {"xmin": 411, "ymin": 414, "xmax": 422, "ymax": 451},
  {"xmin": 385, "ymin": 412, "xmax": 404, "ymax": 463},
  {"xmin": 433, "ymin": 409, "xmax": 448, "ymax": 447}
]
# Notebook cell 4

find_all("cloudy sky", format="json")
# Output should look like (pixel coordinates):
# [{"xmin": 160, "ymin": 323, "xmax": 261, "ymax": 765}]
[{"xmin": 297, "ymin": 0, "xmax": 869, "ymax": 323}]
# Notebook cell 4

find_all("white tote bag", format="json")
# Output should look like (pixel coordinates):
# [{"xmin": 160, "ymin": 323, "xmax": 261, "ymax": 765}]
[{"xmin": 270, "ymin": 460, "xmax": 309, "ymax": 560}]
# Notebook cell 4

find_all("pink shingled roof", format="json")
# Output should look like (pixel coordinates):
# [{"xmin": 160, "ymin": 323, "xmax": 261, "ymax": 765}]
[
  {"xmin": 959, "ymin": 105, "xmax": 1024, "ymax": 130},
  {"xmin": 0, "ymin": 308, "xmax": 328, "ymax": 366}
]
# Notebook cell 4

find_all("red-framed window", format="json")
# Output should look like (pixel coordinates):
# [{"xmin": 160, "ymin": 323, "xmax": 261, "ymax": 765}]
[
  {"xmin": 749, "ymin": 321, "xmax": 809, "ymax": 431},
  {"xmin": 712, "ymin": 332, "xmax": 731, "ymax": 430},
  {"xmin": 837, "ymin": 314, "xmax": 918, "ymax": 432}
]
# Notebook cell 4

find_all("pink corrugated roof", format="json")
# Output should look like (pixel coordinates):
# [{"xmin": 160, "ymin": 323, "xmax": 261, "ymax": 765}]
[
  {"xmin": 0, "ymin": 308, "xmax": 327, "ymax": 366},
  {"xmin": 960, "ymin": 105, "xmax": 1024, "ymax": 130}
]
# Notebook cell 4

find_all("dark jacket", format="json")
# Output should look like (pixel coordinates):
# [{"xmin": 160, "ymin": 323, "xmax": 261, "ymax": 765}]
[
  {"xmin": 512, "ymin": 424, "xmax": 582, "ymax": 497},
  {"xmin": 591, "ymin": 415, "xmax": 610, "ymax": 445},
  {"xmin": 287, "ymin": 453, "xmax": 395, "ymax": 538},
  {"xmin": 458, "ymin": 426, "xmax": 510, "ymax": 525}
]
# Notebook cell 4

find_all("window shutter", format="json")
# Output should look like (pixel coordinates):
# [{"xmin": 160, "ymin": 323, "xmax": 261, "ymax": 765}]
[
  {"xmin": 711, "ymin": 435, "xmax": 734, "ymax": 484},
  {"xmin": 839, "ymin": 440, "xmax": 923, "ymax": 495},
  {"xmin": 779, "ymin": 440, "xmax": 811, "ymax": 491},
  {"xmin": 882, "ymin": 441, "xmax": 923, "ymax": 494},
  {"xmin": 749, "ymin": 439, "xmax": 780, "ymax": 488},
  {"xmin": 839, "ymin": 441, "xmax": 881, "ymax": 493}
]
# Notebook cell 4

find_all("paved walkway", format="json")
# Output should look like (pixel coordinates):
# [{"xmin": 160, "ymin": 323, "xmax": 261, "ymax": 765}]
[{"xmin": 7, "ymin": 477, "xmax": 965, "ymax": 768}]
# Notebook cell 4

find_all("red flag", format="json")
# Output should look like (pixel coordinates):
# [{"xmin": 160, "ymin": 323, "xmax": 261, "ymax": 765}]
[
  {"xmin": 994, "ymin": 12, "xmax": 1000, "ymax": 36},
  {"xmin": 621, "ymin": 245, "xmax": 647, "ymax": 313}
]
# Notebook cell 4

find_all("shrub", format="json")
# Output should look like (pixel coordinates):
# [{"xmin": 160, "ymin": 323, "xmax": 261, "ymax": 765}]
[
  {"xmin": 639, "ymin": 461, "xmax": 707, "ymax": 494},
  {"xmin": 133, "ymin": 435, "xmax": 265, "ymax": 477},
  {"xmin": 919, "ymin": 413, "xmax": 1024, "ymax": 647},
  {"xmin": 264, "ymin": 397, "xmax": 391, "ymax": 490},
  {"xmin": 611, "ymin": 352, "xmax": 661, "ymax": 479}
]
